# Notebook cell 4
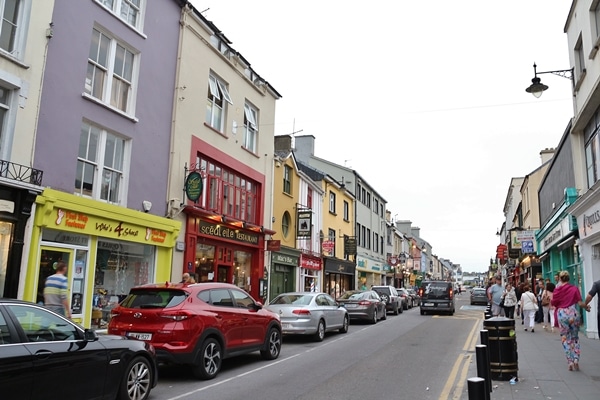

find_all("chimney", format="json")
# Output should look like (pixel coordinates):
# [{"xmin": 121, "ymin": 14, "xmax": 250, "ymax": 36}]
[
  {"xmin": 274, "ymin": 135, "xmax": 293, "ymax": 152},
  {"xmin": 540, "ymin": 147, "xmax": 555, "ymax": 164},
  {"xmin": 293, "ymin": 135, "xmax": 316, "ymax": 163}
]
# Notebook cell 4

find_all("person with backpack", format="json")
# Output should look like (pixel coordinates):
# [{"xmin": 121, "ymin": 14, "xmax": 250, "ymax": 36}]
[{"xmin": 542, "ymin": 282, "xmax": 556, "ymax": 332}]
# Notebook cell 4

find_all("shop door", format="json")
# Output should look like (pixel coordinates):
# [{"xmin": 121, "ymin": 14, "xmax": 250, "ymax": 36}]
[
  {"xmin": 217, "ymin": 265, "xmax": 230, "ymax": 283},
  {"xmin": 36, "ymin": 248, "xmax": 73, "ymax": 307},
  {"xmin": 270, "ymin": 269, "xmax": 294, "ymax": 301}
]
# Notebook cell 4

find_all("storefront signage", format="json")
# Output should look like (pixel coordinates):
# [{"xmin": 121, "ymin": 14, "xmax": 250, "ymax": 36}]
[
  {"xmin": 54, "ymin": 208, "xmax": 169, "ymax": 245},
  {"xmin": 539, "ymin": 218, "xmax": 570, "ymax": 253},
  {"xmin": 184, "ymin": 171, "xmax": 203, "ymax": 202},
  {"xmin": 272, "ymin": 253, "xmax": 298, "ymax": 266},
  {"xmin": 344, "ymin": 237, "xmax": 357, "ymax": 256},
  {"xmin": 301, "ymin": 254, "xmax": 321, "ymax": 270},
  {"xmin": 581, "ymin": 209, "xmax": 600, "ymax": 237},
  {"xmin": 324, "ymin": 258, "xmax": 355, "ymax": 274},
  {"xmin": 199, "ymin": 220, "xmax": 259, "ymax": 245},
  {"xmin": 267, "ymin": 240, "xmax": 281, "ymax": 251}
]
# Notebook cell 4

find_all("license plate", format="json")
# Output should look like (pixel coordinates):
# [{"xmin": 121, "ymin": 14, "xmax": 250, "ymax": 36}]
[
  {"xmin": 282, "ymin": 323, "xmax": 291, "ymax": 329},
  {"xmin": 344, "ymin": 304, "xmax": 357, "ymax": 308},
  {"xmin": 128, "ymin": 332, "xmax": 152, "ymax": 340},
  {"xmin": 424, "ymin": 303, "xmax": 434, "ymax": 307}
]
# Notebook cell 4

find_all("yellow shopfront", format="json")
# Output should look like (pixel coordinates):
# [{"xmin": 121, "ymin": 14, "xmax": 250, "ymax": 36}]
[{"xmin": 22, "ymin": 189, "xmax": 180, "ymax": 328}]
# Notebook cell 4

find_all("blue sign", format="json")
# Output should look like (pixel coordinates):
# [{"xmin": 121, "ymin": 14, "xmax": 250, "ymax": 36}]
[{"xmin": 521, "ymin": 240, "xmax": 534, "ymax": 254}]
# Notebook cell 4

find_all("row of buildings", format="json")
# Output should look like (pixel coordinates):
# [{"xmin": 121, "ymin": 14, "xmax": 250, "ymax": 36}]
[
  {"xmin": 0, "ymin": 1, "xmax": 461, "ymax": 329},
  {"xmin": 494, "ymin": 1, "xmax": 600, "ymax": 340}
]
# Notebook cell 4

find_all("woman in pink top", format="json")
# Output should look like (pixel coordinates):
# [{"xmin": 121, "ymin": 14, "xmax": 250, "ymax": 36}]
[{"xmin": 551, "ymin": 271, "xmax": 589, "ymax": 371}]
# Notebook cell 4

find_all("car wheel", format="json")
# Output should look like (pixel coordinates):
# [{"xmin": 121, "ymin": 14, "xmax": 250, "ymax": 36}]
[
  {"xmin": 381, "ymin": 307, "xmax": 387, "ymax": 320},
  {"xmin": 380, "ymin": 294, "xmax": 389, "ymax": 304},
  {"xmin": 117, "ymin": 356, "xmax": 153, "ymax": 400},
  {"xmin": 420, "ymin": 309, "xmax": 425, "ymax": 315},
  {"xmin": 403, "ymin": 301, "xmax": 408, "ymax": 310},
  {"xmin": 314, "ymin": 320, "xmax": 326, "ymax": 342},
  {"xmin": 260, "ymin": 327, "xmax": 281, "ymax": 360},
  {"xmin": 192, "ymin": 338, "xmax": 222, "ymax": 380},
  {"xmin": 339, "ymin": 315, "xmax": 349, "ymax": 333},
  {"xmin": 371, "ymin": 310, "xmax": 377, "ymax": 324}
]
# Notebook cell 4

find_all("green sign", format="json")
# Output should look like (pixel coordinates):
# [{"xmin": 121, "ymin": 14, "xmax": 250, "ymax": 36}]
[{"xmin": 185, "ymin": 171, "xmax": 203, "ymax": 202}]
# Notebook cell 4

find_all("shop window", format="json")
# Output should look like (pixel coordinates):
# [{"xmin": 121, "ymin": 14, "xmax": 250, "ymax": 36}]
[
  {"xmin": 234, "ymin": 250, "xmax": 251, "ymax": 291},
  {"xmin": 0, "ymin": 221, "xmax": 13, "ymax": 298},
  {"xmin": 195, "ymin": 243, "xmax": 215, "ymax": 282},
  {"xmin": 93, "ymin": 239, "xmax": 155, "ymax": 327}
]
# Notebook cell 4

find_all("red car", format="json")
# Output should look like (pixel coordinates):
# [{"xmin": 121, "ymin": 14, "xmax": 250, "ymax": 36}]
[{"xmin": 108, "ymin": 282, "xmax": 282, "ymax": 380}]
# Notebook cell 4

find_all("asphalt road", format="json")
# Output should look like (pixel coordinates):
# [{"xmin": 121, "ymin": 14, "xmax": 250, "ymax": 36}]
[{"xmin": 150, "ymin": 294, "xmax": 484, "ymax": 400}]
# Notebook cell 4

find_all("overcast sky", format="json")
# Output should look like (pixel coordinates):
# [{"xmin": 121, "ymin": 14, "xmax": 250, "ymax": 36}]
[{"xmin": 189, "ymin": 1, "xmax": 574, "ymax": 273}]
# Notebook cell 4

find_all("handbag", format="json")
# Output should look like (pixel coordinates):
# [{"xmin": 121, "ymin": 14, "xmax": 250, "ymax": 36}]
[
  {"xmin": 499, "ymin": 298, "xmax": 505, "ymax": 307},
  {"xmin": 542, "ymin": 291, "xmax": 550, "ymax": 306},
  {"xmin": 529, "ymin": 293, "xmax": 538, "ymax": 311}
]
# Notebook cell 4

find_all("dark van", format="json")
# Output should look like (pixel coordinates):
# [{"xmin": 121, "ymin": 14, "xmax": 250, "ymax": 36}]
[{"xmin": 419, "ymin": 281, "xmax": 455, "ymax": 315}]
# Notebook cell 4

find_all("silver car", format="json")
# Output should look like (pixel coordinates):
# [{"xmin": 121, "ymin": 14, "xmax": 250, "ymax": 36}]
[{"xmin": 266, "ymin": 292, "xmax": 349, "ymax": 341}]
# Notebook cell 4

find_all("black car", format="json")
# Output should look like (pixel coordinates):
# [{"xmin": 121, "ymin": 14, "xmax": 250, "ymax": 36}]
[
  {"xmin": 371, "ymin": 285, "xmax": 403, "ymax": 315},
  {"xmin": 0, "ymin": 298, "xmax": 158, "ymax": 400}
]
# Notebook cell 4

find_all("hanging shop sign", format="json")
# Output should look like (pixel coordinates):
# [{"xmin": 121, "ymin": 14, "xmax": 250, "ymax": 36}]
[
  {"xmin": 297, "ymin": 209, "xmax": 312, "ymax": 238},
  {"xmin": 184, "ymin": 171, "xmax": 203, "ymax": 202},
  {"xmin": 344, "ymin": 237, "xmax": 357, "ymax": 256}
]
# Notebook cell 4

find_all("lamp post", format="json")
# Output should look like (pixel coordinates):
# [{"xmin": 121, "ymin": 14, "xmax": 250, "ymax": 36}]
[{"xmin": 525, "ymin": 63, "xmax": 574, "ymax": 98}]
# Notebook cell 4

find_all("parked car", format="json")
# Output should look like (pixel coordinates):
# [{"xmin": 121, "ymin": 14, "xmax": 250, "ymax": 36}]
[
  {"xmin": 395, "ymin": 287, "xmax": 412, "ymax": 309},
  {"xmin": 337, "ymin": 290, "xmax": 386, "ymax": 324},
  {"xmin": 0, "ymin": 298, "xmax": 157, "ymax": 400},
  {"xmin": 470, "ymin": 287, "xmax": 489, "ymax": 305},
  {"xmin": 419, "ymin": 281, "xmax": 456, "ymax": 315},
  {"xmin": 108, "ymin": 282, "xmax": 282, "ymax": 380},
  {"xmin": 407, "ymin": 288, "xmax": 421, "ymax": 307},
  {"xmin": 265, "ymin": 292, "xmax": 348, "ymax": 341},
  {"xmin": 371, "ymin": 285, "xmax": 403, "ymax": 315}
]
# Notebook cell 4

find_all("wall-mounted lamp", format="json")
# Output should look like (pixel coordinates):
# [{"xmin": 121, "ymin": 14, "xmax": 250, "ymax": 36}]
[
  {"xmin": 496, "ymin": 228, "xmax": 500, "ymax": 236},
  {"xmin": 525, "ymin": 63, "xmax": 574, "ymax": 98},
  {"xmin": 142, "ymin": 200, "xmax": 152, "ymax": 213}
]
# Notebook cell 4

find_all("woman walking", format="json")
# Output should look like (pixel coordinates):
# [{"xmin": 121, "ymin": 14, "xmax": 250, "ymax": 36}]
[
  {"xmin": 551, "ymin": 271, "xmax": 589, "ymax": 371},
  {"xmin": 541, "ymin": 282, "xmax": 556, "ymax": 332},
  {"xmin": 520, "ymin": 283, "xmax": 538, "ymax": 332},
  {"xmin": 502, "ymin": 283, "xmax": 518, "ymax": 319}
]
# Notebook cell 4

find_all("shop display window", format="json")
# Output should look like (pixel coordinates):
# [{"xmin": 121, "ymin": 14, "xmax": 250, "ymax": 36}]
[
  {"xmin": 93, "ymin": 239, "xmax": 155, "ymax": 328},
  {"xmin": 234, "ymin": 250, "xmax": 251, "ymax": 290},
  {"xmin": 0, "ymin": 222, "xmax": 13, "ymax": 298},
  {"xmin": 195, "ymin": 244, "xmax": 215, "ymax": 282},
  {"xmin": 302, "ymin": 268, "xmax": 319, "ymax": 292}
]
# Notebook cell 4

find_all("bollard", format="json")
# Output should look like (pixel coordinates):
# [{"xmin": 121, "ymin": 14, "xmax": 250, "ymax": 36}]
[
  {"xmin": 467, "ymin": 377, "xmax": 487, "ymax": 400},
  {"xmin": 475, "ymin": 345, "xmax": 491, "ymax": 400},
  {"xmin": 483, "ymin": 317, "xmax": 518, "ymax": 380},
  {"xmin": 480, "ymin": 330, "xmax": 491, "ymax": 393}
]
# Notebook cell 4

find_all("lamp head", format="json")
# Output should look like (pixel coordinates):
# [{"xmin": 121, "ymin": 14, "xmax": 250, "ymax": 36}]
[{"xmin": 526, "ymin": 76, "xmax": 548, "ymax": 98}]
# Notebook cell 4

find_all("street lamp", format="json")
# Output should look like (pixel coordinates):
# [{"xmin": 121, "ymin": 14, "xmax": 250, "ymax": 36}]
[{"xmin": 525, "ymin": 63, "xmax": 574, "ymax": 98}]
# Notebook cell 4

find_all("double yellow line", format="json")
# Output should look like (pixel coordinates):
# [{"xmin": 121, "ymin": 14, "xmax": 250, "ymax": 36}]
[{"xmin": 438, "ymin": 316, "xmax": 482, "ymax": 400}]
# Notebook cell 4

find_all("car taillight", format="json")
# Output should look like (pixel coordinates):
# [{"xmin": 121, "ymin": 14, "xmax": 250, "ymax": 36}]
[
  {"xmin": 358, "ymin": 301, "xmax": 371, "ymax": 306},
  {"xmin": 292, "ymin": 309, "xmax": 311, "ymax": 316},
  {"xmin": 159, "ymin": 310, "xmax": 193, "ymax": 321},
  {"xmin": 449, "ymin": 289, "xmax": 454, "ymax": 299}
]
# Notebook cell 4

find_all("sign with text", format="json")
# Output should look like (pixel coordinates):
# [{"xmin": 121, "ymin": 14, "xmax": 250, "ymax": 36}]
[{"xmin": 297, "ymin": 210, "xmax": 312, "ymax": 238}]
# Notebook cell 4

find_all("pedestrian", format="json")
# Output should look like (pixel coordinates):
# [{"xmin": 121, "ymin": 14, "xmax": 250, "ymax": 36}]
[
  {"xmin": 502, "ymin": 283, "xmax": 518, "ymax": 318},
  {"xmin": 535, "ymin": 279, "xmax": 545, "ymax": 323},
  {"xmin": 43, "ymin": 261, "xmax": 71, "ymax": 318},
  {"xmin": 181, "ymin": 272, "xmax": 196, "ymax": 284},
  {"xmin": 582, "ymin": 279, "xmax": 599, "ymax": 341},
  {"xmin": 551, "ymin": 271, "xmax": 589, "ymax": 371},
  {"xmin": 516, "ymin": 283, "xmax": 524, "ymax": 324},
  {"xmin": 520, "ymin": 283, "xmax": 538, "ymax": 332},
  {"xmin": 488, "ymin": 276, "xmax": 505, "ymax": 317},
  {"xmin": 541, "ymin": 282, "xmax": 556, "ymax": 332}
]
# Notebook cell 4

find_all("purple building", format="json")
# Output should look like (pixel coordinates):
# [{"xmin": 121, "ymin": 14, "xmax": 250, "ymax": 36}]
[{"xmin": 24, "ymin": 0, "xmax": 183, "ymax": 328}]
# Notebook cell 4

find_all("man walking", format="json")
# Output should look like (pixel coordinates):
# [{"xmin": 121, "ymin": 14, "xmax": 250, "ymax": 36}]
[
  {"xmin": 488, "ymin": 276, "xmax": 505, "ymax": 317},
  {"xmin": 583, "ymin": 279, "xmax": 600, "ymax": 336},
  {"xmin": 43, "ymin": 261, "xmax": 71, "ymax": 318}
]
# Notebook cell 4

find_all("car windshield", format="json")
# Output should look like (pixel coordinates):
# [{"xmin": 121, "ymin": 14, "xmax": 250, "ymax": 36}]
[
  {"xmin": 121, "ymin": 289, "xmax": 188, "ymax": 309},
  {"xmin": 473, "ymin": 289, "xmax": 486, "ymax": 294},
  {"xmin": 271, "ymin": 294, "xmax": 312, "ymax": 305},
  {"xmin": 373, "ymin": 288, "xmax": 390, "ymax": 295}
]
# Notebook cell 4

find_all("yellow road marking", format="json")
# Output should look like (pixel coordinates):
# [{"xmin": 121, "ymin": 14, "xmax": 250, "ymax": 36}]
[{"xmin": 438, "ymin": 317, "xmax": 481, "ymax": 400}]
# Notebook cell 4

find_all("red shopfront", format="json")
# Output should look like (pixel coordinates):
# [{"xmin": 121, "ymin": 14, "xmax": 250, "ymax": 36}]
[
  {"xmin": 300, "ymin": 252, "xmax": 322, "ymax": 292},
  {"xmin": 185, "ymin": 213, "xmax": 270, "ymax": 301}
]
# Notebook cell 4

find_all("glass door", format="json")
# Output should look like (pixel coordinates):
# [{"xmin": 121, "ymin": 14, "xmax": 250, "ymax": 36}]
[{"xmin": 36, "ymin": 247, "xmax": 75, "ymax": 313}]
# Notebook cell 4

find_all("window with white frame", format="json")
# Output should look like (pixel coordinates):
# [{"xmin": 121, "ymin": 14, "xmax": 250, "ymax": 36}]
[
  {"xmin": 584, "ymin": 110, "xmax": 600, "ymax": 188},
  {"xmin": 97, "ymin": 0, "xmax": 144, "ymax": 30},
  {"xmin": 76, "ymin": 121, "xmax": 128, "ymax": 204},
  {"xmin": 0, "ymin": 0, "xmax": 28, "ymax": 60},
  {"xmin": 329, "ymin": 191, "xmax": 336, "ymax": 213},
  {"xmin": 0, "ymin": 85, "xmax": 9, "ymax": 145},
  {"xmin": 243, "ymin": 102, "xmax": 258, "ymax": 153},
  {"xmin": 206, "ymin": 74, "xmax": 232, "ymax": 132},
  {"xmin": 283, "ymin": 165, "xmax": 291, "ymax": 194},
  {"xmin": 575, "ymin": 36, "xmax": 585, "ymax": 77},
  {"xmin": 85, "ymin": 28, "xmax": 137, "ymax": 114},
  {"xmin": 595, "ymin": 3, "xmax": 600, "ymax": 40},
  {"xmin": 343, "ymin": 200, "xmax": 349, "ymax": 221}
]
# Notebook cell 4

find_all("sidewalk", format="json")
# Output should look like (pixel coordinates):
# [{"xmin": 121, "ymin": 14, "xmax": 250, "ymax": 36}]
[{"xmin": 469, "ymin": 319, "xmax": 600, "ymax": 400}]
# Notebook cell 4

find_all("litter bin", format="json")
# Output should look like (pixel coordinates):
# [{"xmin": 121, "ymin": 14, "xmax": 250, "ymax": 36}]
[{"xmin": 483, "ymin": 317, "xmax": 517, "ymax": 380}]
